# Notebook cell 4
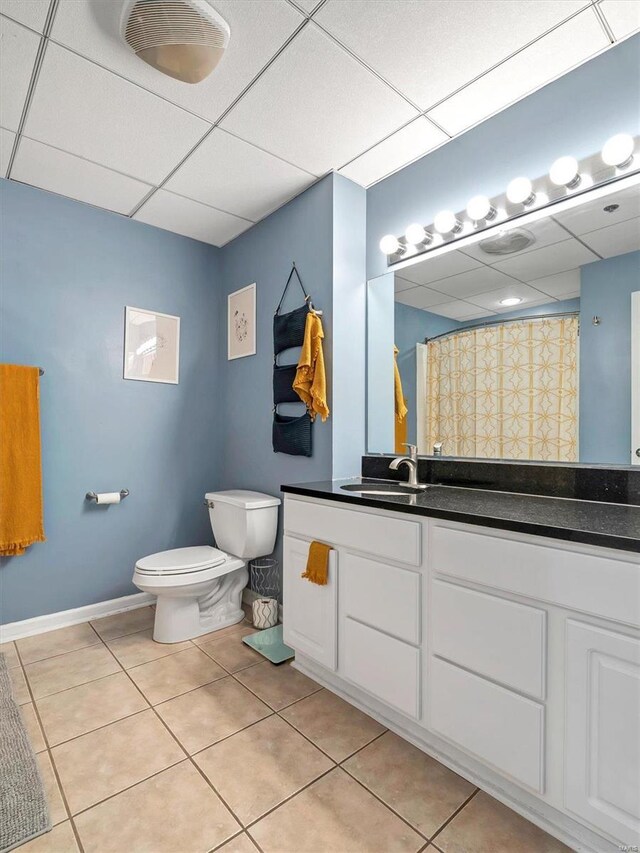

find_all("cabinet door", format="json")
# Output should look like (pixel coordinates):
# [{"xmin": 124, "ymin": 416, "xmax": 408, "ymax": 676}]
[
  {"xmin": 565, "ymin": 620, "xmax": 640, "ymax": 846},
  {"xmin": 282, "ymin": 535, "xmax": 337, "ymax": 670}
]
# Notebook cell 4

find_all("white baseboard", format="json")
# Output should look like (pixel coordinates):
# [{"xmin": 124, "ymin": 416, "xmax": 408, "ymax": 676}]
[
  {"xmin": 0, "ymin": 592, "xmax": 155, "ymax": 642},
  {"xmin": 242, "ymin": 588, "xmax": 283, "ymax": 621}
]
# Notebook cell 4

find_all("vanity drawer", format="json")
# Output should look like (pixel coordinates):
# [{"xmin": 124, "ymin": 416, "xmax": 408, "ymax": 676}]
[
  {"xmin": 285, "ymin": 498, "xmax": 421, "ymax": 566},
  {"xmin": 431, "ymin": 580, "xmax": 546, "ymax": 699},
  {"xmin": 341, "ymin": 617, "xmax": 420, "ymax": 719},
  {"xmin": 342, "ymin": 553, "xmax": 420, "ymax": 645},
  {"xmin": 431, "ymin": 522, "xmax": 640, "ymax": 627},
  {"xmin": 429, "ymin": 657, "xmax": 545, "ymax": 793}
]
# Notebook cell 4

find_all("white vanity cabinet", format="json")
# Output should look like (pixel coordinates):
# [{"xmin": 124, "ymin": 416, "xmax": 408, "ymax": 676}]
[{"xmin": 282, "ymin": 494, "xmax": 640, "ymax": 853}]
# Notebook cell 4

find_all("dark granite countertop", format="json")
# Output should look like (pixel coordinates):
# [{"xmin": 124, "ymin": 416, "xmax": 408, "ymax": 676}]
[{"xmin": 281, "ymin": 478, "xmax": 640, "ymax": 554}]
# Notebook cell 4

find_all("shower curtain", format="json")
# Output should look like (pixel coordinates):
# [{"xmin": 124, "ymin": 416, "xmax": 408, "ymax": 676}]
[{"xmin": 425, "ymin": 316, "xmax": 579, "ymax": 461}]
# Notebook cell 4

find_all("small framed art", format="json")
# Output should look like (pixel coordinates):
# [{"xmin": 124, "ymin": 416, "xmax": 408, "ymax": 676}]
[
  {"xmin": 228, "ymin": 283, "xmax": 256, "ymax": 360},
  {"xmin": 123, "ymin": 306, "xmax": 180, "ymax": 384}
]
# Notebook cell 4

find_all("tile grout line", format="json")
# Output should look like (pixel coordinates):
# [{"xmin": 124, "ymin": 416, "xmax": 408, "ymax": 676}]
[{"xmin": 427, "ymin": 787, "xmax": 480, "ymax": 845}]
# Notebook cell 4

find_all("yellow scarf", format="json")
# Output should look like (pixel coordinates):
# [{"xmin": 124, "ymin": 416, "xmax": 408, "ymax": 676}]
[{"xmin": 293, "ymin": 312, "xmax": 329, "ymax": 422}]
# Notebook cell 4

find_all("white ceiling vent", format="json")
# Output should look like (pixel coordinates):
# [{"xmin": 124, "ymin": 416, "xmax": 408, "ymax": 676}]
[
  {"xmin": 479, "ymin": 228, "xmax": 536, "ymax": 256},
  {"xmin": 121, "ymin": 0, "xmax": 230, "ymax": 84}
]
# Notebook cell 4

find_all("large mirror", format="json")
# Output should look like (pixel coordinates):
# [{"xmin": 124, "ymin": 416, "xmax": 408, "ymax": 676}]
[{"xmin": 368, "ymin": 180, "xmax": 640, "ymax": 466}]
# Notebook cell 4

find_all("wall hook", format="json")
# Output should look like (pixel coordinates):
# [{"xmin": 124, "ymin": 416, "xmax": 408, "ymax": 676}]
[{"xmin": 592, "ymin": 316, "xmax": 601, "ymax": 326}]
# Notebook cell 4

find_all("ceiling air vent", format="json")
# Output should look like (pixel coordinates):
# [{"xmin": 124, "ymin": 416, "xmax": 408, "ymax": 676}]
[
  {"xmin": 479, "ymin": 228, "xmax": 536, "ymax": 256},
  {"xmin": 121, "ymin": 0, "xmax": 230, "ymax": 84}
]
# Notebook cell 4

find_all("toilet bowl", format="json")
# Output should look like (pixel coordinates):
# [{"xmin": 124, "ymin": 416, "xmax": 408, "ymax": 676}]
[{"xmin": 132, "ymin": 490, "xmax": 280, "ymax": 643}]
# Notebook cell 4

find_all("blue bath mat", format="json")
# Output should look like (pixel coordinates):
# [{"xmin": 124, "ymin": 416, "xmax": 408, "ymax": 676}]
[{"xmin": 242, "ymin": 624, "xmax": 294, "ymax": 664}]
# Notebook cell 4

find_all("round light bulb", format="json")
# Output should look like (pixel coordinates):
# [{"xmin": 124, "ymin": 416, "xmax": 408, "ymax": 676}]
[
  {"xmin": 434, "ymin": 210, "xmax": 462, "ymax": 234},
  {"xmin": 379, "ymin": 234, "xmax": 401, "ymax": 255},
  {"xmin": 500, "ymin": 297, "xmax": 523, "ymax": 307},
  {"xmin": 550, "ymin": 156, "xmax": 580, "ymax": 188},
  {"xmin": 602, "ymin": 133, "xmax": 634, "ymax": 167},
  {"xmin": 405, "ymin": 223, "xmax": 427, "ymax": 245},
  {"xmin": 466, "ymin": 195, "xmax": 496, "ymax": 221},
  {"xmin": 507, "ymin": 177, "xmax": 535, "ymax": 205}
]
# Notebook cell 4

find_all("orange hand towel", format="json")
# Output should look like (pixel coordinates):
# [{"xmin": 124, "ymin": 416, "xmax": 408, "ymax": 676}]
[
  {"xmin": 394, "ymin": 345, "xmax": 408, "ymax": 453},
  {"xmin": 0, "ymin": 365, "xmax": 46, "ymax": 556},
  {"xmin": 293, "ymin": 311, "xmax": 329, "ymax": 422},
  {"xmin": 301, "ymin": 541, "xmax": 331, "ymax": 585}
]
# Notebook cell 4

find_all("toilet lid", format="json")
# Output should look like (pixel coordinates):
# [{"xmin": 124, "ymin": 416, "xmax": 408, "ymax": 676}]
[{"xmin": 136, "ymin": 546, "xmax": 227, "ymax": 576}]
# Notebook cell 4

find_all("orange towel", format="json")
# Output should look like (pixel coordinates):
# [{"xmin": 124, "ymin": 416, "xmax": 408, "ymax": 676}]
[
  {"xmin": 394, "ymin": 345, "xmax": 408, "ymax": 453},
  {"xmin": 301, "ymin": 541, "xmax": 331, "ymax": 585},
  {"xmin": 293, "ymin": 311, "xmax": 329, "ymax": 422},
  {"xmin": 0, "ymin": 365, "xmax": 46, "ymax": 556}
]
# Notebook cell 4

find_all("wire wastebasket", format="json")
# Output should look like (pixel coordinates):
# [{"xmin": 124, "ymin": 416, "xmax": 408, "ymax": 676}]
[{"xmin": 249, "ymin": 558, "xmax": 279, "ymax": 600}]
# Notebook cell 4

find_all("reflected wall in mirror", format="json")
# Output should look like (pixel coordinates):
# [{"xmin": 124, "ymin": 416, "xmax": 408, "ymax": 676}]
[{"xmin": 368, "ymin": 180, "xmax": 640, "ymax": 466}]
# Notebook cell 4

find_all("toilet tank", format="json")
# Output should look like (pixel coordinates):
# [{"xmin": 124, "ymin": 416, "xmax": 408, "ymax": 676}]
[{"xmin": 205, "ymin": 490, "xmax": 280, "ymax": 560}]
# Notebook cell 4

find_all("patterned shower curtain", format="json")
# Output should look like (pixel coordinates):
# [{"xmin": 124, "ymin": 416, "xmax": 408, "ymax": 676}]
[{"xmin": 425, "ymin": 316, "xmax": 579, "ymax": 461}]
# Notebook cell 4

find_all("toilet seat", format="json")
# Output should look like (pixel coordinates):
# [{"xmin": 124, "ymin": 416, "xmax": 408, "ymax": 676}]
[{"xmin": 135, "ymin": 546, "xmax": 227, "ymax": 577}]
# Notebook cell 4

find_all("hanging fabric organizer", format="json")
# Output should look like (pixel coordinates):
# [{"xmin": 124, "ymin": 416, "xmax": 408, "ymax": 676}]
[{"xmin": 272, "ymin": 263, "xmax": 314, "ymax": 457}]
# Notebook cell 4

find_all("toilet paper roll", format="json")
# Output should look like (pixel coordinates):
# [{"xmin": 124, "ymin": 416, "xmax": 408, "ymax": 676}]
[{"xmin": 95, "ymin": 492, "xmax": 121, "ymax": 504}]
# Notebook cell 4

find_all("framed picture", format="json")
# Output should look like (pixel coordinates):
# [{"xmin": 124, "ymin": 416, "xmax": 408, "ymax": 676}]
[
  {"xmin": 228, "ymin": 283, "xmax": 256, "ymax": 360},
  {"xmin": 123, "ymin": 306, "xmax": 180, "ymax": 384}
]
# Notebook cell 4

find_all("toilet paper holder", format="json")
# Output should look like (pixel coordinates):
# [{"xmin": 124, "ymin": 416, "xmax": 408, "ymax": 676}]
[{"xmin": 86, "ymin": 489, "xmax": 130, "ymax": 502}]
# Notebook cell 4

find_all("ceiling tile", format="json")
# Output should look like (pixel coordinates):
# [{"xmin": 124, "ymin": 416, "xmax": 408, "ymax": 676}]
[
  {"xmin": 12, "ymin": 136, "xmax": 152, "ymax": 214},
  {"xmin": 427, "ymin": 264, "xmax": 521, "ymax": 298},
  {"xmin": 580, "ymin": 216, "xmax": 640, "ymax": 257},
  {"xmin": 492, "ymin": 238, "xmax": 599, "ymax": 280},
  {"xmin": 427, "ymin": 10, "xmax": 608, "ymax": 136},
  {"xmin": 469, "ymin": 283, "xmax": 557, "ymax": 312},
  {"xmin": 221, "ymin": 23, "xmax": 418, "ymax": 175},
  {"xmin": 599, "ymin": 0, "xmax": 640, "ymax": 39},
  {"xmin": 399, "ymin": 250, "xmax": 481, "ymax": 286},
  {"xmin": 339, "ymin": 117, "xmax": 447, "ymax": 187},
  {"xmin": 429, "ymin": 301, "xmax": 496, "ymax": 321},
  {"xmin": 395, "ymin": 275, "xmax": 417, "ymax": 293},
  {"xmin": 0, "ymin": 126, "xmax": 15, "ymax": 176},
  {"xmin": 50, "ymin": 0, "xmax": 303, "ymax": 124},
  {"xmin": 291, "ymin": 0, "xmax": 321, "ymax": 12},
  {"xmin": 0, "ymin": 16, "xmax": 40, "ymax": 131},
  {"xmin": 394, "ymin": 285, "xmax": 451, "ymax": 309},
  {"xmin": 24, "ymin": 43, "xmax": 209, "ymax": 185},
  {"xmin": 165, "ymin": 128, "xmax": 314, "ymax": 221},
  {"xmin": 134, "ymin": 190, "xmax": 252, "ymax": 246},
  {"xmin": 460, "ymin": 218, "xmax": 571, "ymax": 265},
  {"xmin": 528, "ymin": 269, "xmax": 581, "ymax": 298},
  {"xmin": 1, "ymin": 0, "xmax": 50, "ymax": 31},
  {"xmin": 552, "ymin": 184, "xmax": 640, "ymax": 235},
  {"xmin": 315, "ymin": 0, "xmax": 587, "ymax": 110}
]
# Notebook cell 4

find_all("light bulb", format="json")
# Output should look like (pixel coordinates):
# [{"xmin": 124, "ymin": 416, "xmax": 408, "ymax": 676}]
[
  {"xmin": 500, "ymin": 297, "xmax": 523, "ymax": 307},
  {"xmin": 550, "ymin": 156, "xmax": 580, "ymax": 188},
  {"xmin": 507, "ymin": 177, "xmax": 535, "ymax": 206},
  {"xmin": 466, "ymin": 195, "xmax": 497, "ymax": 222},
  {"xmin": 379, "ymin": 234, "xmax": 401, "ymax": 255},
  {"xmin": 434, "ymin": 210, "xmax": 462, "ymax": 234},
  {"xmin": 602, "ymin": 133, "xmax": 634, "ymax": 168},
  {"xmin": 405, "ymin": 223, "xmax": 429, "ymax": 245}
]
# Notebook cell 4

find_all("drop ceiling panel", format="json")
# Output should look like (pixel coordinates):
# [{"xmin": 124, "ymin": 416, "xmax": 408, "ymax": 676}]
[
  {"xmin": 24, "ymin": 44, "xmax": 209, "ymax": 185},
  {"xmin": 220, "ymin": 23, "xmax": 418, "ymax": 176},
  {"xmin": 0, "ymin": 0, "xmax": 50, "ymax": 32},
  {"xmin": 50, "ymin": 0, "xmax": 304, "ymax": 124},
  {"xmin": 528, "ymin": 269, "xmax": 581, "ymax": 298},
  {"xmin": 428, "ymin": 301, "xmax": 496, "ymax": 321},
  {"xmin": 292, "ymin": 0, "xmax": 321, "ymax": 12},
  {"xmin": 165, "ymin": 128, "xmax": 314, "ymax": 222},
  {"xmin": 339, "ymin": 117, "xmax": 447, "ymax": 187},
  {"xmin": 315, "ymin": 0, "xmax": 587, "ymax": 110},
  {"xmin": 580, "ymin": 216, "xmax": 640, "ymax": 257},
  {"xmin": 552, "ymin": 185, "xmax": 640, "ymax": 234},
  {"xmin": 399, "ymin": 251, "xmax": 481, "ymax": 286},
  {"xmin": 427, "ymin": 265, "xmax": 522, "ymax": 298},
  {"xmin": 427, "ymin": 9, "xmax": 608, "ymax": 136},
  {"xmin": 0, "ymin": 127, "xmax": 15, "ymax": 177},
  {"xmin": 469, "ymin": 283, "xmax": 557, "ymax": 312},
  {"xmin": 459, "ymin": 218, "xmax": 571, "ymax": 265},
  {"xmin": 12, "ymin": 136, "xmax": 152, "ymax": 214},
  {"xmin": 599, "ymin": 0, "xmax": 640, "ymax": 39},
  {"xmin": 394, "ymin": 285, "xmax": 451, "ymax": 310},
  {"xmin": 0, "ymin": 17, "xmax": 40, "ymax": 131},
  {"xmin": 395, "ymin": 276, "xmax": 417, "ymax": 293},
  {"xmin": 492, "ymin": 237, "xmax": 599, "ymax": 280},
  {"xmin": 134, "ymin": 190, "xmax": 252, "ymax": 246}
]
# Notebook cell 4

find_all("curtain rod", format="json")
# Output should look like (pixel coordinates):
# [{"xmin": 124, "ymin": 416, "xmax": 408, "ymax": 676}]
[
  {"xmin": 38, "ymin": 368, "xmax": 44, "ymax": 375},
  {"xmin": 424, "ymin": 311, "xmax": 579, "ymax": 344}
]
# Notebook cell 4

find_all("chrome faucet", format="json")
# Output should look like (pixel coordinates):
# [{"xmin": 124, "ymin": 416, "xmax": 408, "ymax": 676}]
[{"xmin": 389, "ymin": 443, "xmax": 423, "ymax": 487}]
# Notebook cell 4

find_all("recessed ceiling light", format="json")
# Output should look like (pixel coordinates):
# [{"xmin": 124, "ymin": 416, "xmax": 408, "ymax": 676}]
[{"xmin": 500, "ymin": 297, "xmax": 523, "ymax": 306}]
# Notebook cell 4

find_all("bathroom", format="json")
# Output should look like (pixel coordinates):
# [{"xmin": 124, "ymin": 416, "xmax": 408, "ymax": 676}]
[{"xmin": 0, "ymin": 1, "xmax": 638, "ymax": 851}]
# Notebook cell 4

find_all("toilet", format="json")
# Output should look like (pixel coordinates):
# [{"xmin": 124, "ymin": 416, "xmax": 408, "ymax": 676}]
[{"xmin": 132, "ymin": 490, "xmax": 280, "ymax": 643}]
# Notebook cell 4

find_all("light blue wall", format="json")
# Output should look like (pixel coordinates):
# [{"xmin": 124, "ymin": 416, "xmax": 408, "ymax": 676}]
[
  {"xmin": 367, "ymin": 35, "xmax": 640, "ymax": 279},
  {"xmin": 0, "ymin": 179, "xmax": 221, "ymax": 624},
  {"xmin": 579, "ymin": 251, "xmax": 640, "ymax": 464}
]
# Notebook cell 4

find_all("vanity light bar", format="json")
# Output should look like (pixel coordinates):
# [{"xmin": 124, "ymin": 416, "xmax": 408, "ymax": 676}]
[{"xmin": 379, "ymin": 133, "xmax": 637, "ymax": 259}]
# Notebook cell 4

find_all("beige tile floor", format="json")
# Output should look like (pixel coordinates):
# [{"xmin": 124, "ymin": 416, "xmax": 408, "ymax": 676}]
[{"xmin": 3, "ymin": 606, "xmax": 571, "ymax": 853}]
